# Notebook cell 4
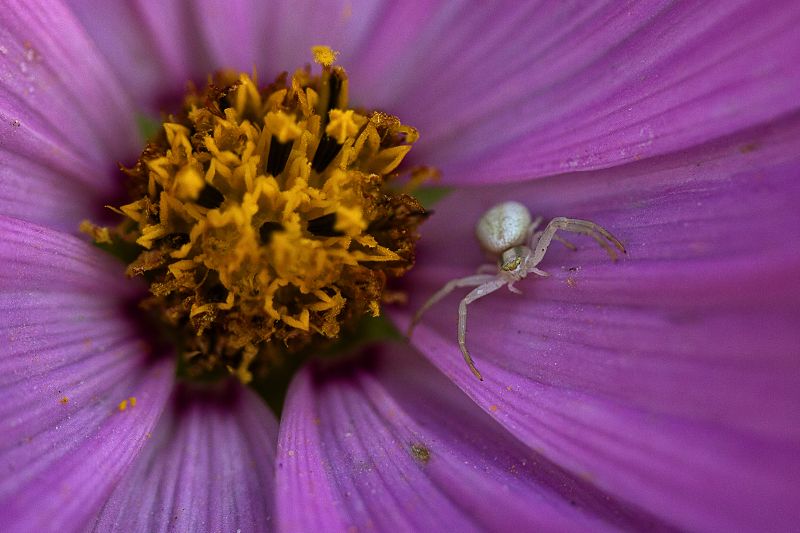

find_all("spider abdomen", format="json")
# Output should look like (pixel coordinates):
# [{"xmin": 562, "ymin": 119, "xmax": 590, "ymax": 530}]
[{"xmin": 475, "ymin": 201, "xmax": 532, "ymax": 254}]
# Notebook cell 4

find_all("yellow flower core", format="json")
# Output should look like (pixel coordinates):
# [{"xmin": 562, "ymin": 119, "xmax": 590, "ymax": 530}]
[{"xmin": 89, "ymin": 57, "xmax": 428, "ymax": 383}]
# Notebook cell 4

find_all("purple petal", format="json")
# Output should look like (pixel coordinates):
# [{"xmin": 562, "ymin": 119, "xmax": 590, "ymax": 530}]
[
  {"xmin": 196, "ymin": 0, "xmax": 384, "ymax": 77},
  {"xmin": 91, "ymin": 382, "xmax": 279, "ymax": 533},
  {"xmin": 276, "ymin": 345, "xmax": 666, "ymax": 532},
  {"xmin": 348, "ymin": 1, "xmax": 800, "ymax": 185},
  {"xmin": 0, "ymin": 217, "xmax": 175, "ymax": 531},
  {"xmin": 0, "ymin": 0, "xmax": 140, "ymax": 231},
  {"xmin": 68, "ymin": 0, "xmax": 171, "ymax": 110},
  {"xmin": 77, "ymin": 0, "xmax": 213, "ymax": 104},
  {"xmin": 394, "ymin": 115, "xmax": 800, "ymax": 529},
  {"xmin": 70, "ymin": 0, "xmax": 385, "ymax": 109}
]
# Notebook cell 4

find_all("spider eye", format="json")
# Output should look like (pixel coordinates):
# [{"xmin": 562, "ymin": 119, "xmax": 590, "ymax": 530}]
[{"xmin": 501, "ymin": 257, "xmax": 522, "ymax": 271}]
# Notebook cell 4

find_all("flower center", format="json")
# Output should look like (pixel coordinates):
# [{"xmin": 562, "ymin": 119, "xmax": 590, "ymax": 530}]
[{"xmin": 86, "ymin": 48, "xmax": 429, "ymax": 384}]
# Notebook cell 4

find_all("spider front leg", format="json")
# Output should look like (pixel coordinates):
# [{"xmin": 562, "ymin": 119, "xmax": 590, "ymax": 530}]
[
  {"xmin": 408, "ymin": 274, "xmax": 497, "ymax": 336},
  {"xmin": 530, "ymin": 217, "xmax": 626, "ymax": 267},
  {"xmin": 458, "ymin": 278, "xmax": 507, "ymax": 380}
]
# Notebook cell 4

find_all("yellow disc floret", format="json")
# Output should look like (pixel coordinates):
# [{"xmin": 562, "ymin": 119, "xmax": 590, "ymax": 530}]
[{"xmin": 90, "ymin": 56, "xmax": 427, "ymax": 382}]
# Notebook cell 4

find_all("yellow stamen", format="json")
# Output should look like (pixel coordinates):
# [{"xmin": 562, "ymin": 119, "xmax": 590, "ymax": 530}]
[
  {"xmin": 326, "ymin": 109, "xmax": 365, "ymax": 144},
  {"xmin": 265, "ymin": 110, "xmax": 302, "ymax": 143},
  {"xmin": 88, "ymin": 51, "xmax": 430, "ymax": 382}
]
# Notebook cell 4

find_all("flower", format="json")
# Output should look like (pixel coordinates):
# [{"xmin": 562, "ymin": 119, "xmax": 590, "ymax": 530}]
[{"xmin": 1, "ymin": 1, "xmax": 799, "ymax": 532}]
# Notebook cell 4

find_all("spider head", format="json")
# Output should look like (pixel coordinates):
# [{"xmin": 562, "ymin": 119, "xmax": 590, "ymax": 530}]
[{"xmin": 500, "ymin": 245, "xmax": 531, "ymax": 277}]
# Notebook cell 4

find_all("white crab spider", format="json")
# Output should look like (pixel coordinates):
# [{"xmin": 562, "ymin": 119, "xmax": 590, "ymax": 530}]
[{"xmin": 408, "ymin": 201, "xmax": 625, "ymax": 380}]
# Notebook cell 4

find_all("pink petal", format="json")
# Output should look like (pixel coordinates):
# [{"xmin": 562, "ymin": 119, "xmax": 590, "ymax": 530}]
[
  {"xmin": 348, "ymin": 1, "xmax": 800, "ymax": 185},
  {"xmin": 91, "ymin": 382, "xmax": 279, "ymax": 532},
  {"xmin": 68, "ymin": 0, "xmax": 171, "ymax": 110},
  {"xmin": 394, "ymin": 115, "xmax": 800, "ymax": 530},
  {"xmin": 197, "ymin": 0, "xmax": 384, "ymax": 76},
  {"xmin": 70, "ymin": 0, "xmax": 385, "ymax": 110},
  {"xmin": 0, "ymin": 216, "xmax": 174, "ymax": 531},
  {"xmin": 0, "ymin": 0, "xmax": 140, "ymax": 231},
  {"xmin": 276, "ymin": 345, "xmax": 665, "ymax": 532}
]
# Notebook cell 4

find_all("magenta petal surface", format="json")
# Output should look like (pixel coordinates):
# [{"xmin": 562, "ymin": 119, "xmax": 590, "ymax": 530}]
[
  {"xmin": 0, "ymin": 0, "xmax": 140, "ymax": 231},
  {"xmin": 276, "ymin": 345, "xmax": 668, "ymax": 532},
  {"xmin": 349, "ymin": 1, "xmax": 800, "ymax": 184},
  {"xmin": 0, "ymin": 217, "xmax": 174, "ymax": 531},
  {"xmin": 70, "ymin": 0, "xmax": 384, "ymax": 110},
  {"xmin": 91, "ymin": 382, "xmax": 279, "ymax": 533},
  {"xmin": 67, "ymin": 0, "xmax": 173, "ymax": 111},
  {"xmin": 394, "ymin": 116, "xmax": 800, "ymax": 530},
  {"xmin": 196, "ymin": 0, "xmax": 383, "ymax": 78}
]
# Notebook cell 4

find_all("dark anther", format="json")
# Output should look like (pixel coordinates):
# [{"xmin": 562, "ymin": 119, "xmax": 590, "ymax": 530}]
[
  {"xmin": 307, "ymin": 213, "xmax": 344, "ymax": 237},
  {"xmin": 206, "ymin": 81, "xmax": 239, "ymax": 117},
  {"xmin": 266, "ymin": 137, "xmax": 293, "ymax": 177},
  {"xmin": 311, "ymin": 134, "xmax": 342, "ymax": 173},
  {"xmin": 163, "ymin": 232, "xmax": 190, "ymax": 247},
  {"xmin": 196, "ymin": 185, "xmax": 225, "ymax": 209},
  {"xmin": 259, "ymin": 221, "xmax": 285, "ymax": 244},
  {"xmin": 327, "ymin": 71, "xmax": 343, "ymax": 112},
  {"xmin": 205, "ymin": 283, "xmax": 229, "ymax": 303}
]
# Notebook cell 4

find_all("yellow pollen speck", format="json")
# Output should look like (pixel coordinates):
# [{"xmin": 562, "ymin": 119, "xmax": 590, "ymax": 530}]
[
  {"xmin": 312, "ymin": 45, "xmax": 339, "ymax": 66},
  {"xmin": 489, "ymin": 404, "xmax": 498, "ymax": 412},
  {"xmin": 118, "ymin": 396, "xmax": 137, "ymax": 412},
  {"xmin": 59, "ymin": 396, "xmax": 69, "ymax": 405}
]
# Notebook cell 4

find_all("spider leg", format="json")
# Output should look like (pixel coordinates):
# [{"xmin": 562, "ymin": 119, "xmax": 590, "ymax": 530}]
[
  {"xmin": 408, "ymin": 274, "xmax": 496, "ymax": 336},
  {"xmin": 458, "ymin": 279, "xmax": 507, "ymax": 380},
  {"xmin": 533, "ymin": 228, "xmax": 577, "ymax": 251},
  {"xmin": 527, "ymin": 231, "xmax": 552, "ymax": 276},
  {"xmin": 530, "ymin": 217, "xmax": 626, "ymax": 267}
]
